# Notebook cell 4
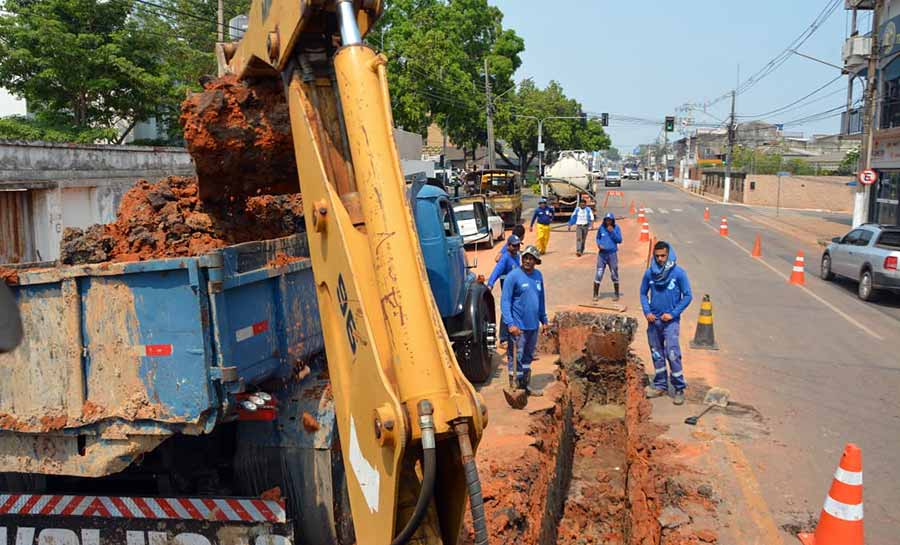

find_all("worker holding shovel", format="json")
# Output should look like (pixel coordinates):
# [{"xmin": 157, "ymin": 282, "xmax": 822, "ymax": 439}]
[{"xmin": 501, "ymin": 245, "xmax": 548, "ymax": 397}]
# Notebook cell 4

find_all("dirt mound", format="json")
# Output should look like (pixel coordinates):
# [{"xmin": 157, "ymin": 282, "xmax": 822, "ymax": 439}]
[
  {"xmin": 61, "ymin": 176, "xmax": 304, "ymax": 265},
  {"xmin": 180, "ymin": 74, "xmax": 298, "ymax": 201}
]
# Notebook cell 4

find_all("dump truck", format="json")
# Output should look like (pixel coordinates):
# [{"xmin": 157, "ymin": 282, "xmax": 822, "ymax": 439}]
[
  {"xmin": 460, "ymin": 169, "xmax": 523, "ymax": 228},
  {"xmin": 0, "ymin": 1, "xmax": 491, "ymax": 545}
]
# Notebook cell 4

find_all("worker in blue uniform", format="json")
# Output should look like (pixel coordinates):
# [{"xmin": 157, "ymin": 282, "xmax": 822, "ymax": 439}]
[
  {"xmin": 501, "ymin": 245, "xmax": 548, "ymax": 396},
  {"xmin": 640, "ymin": 241, "xmax": 693, "ymax": 405},
  {"xmin": 594, "ymin": 213, "xmax": 623, "ymax": 302},
  {"xmin": 529, "ymin": 198, "xmax": 555, "ymax": 254},
  {"xmin": 488, "ymin": 234, "xmax": 521, "ymax": 345}
]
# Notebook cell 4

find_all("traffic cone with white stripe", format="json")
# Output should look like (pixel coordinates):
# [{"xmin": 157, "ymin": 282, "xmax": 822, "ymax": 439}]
[
  {"xmin": 798, "ymin": 443, "xmax": 864, "ymax": 545},
  {"xmin": 790, "ymin": 251, "xmax": 806, "ymax": 285},
  {"xmin": 639, "ymin": 222, "xmax": 650, "ymax": 242},
  {"xmin": 637, "ymin": 208, "xmax": 645, "ymax": 223},
  {"xmin": 630, "ymin": 200, "xmax": 636, "ymax": 216},
  {"xmin": 704, "ymin": 207, "xmax": 710, "ymax": 221},
  {"xmin": 690, "ymin": 294, "xmax": 718, "ymax": 350},
  {"xmin": 719, "ymin": 216, "xmax": 729, "ymax": 236}
]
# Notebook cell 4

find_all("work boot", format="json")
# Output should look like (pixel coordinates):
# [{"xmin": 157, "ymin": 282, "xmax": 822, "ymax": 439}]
[
  {"xmin": 522, "ymin": 370, "xmax": 543, "ymax": 397},
  {"xmin": 673, "ymin": 391, "xmax": 685, "ymax": 405},
  {"xmin": 613, "ymin": 282, "xmax": 620, "ymax": 302},
  {"xmin": 645, "ymin": 385, "xmax": 666, "ymax": 399},
  {"xmin": 592, "ymin": 282, "xmax": 600, "ymax": 302}
]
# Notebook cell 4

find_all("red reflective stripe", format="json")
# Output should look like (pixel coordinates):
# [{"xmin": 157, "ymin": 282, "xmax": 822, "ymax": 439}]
[
  {"xmin": 0, "ymin": 494, "xmax": 21, "ymax": 513},
  {"xmin": 109, "ymin": 496, "xmax": 132, "ymax": 517},
  {"xmin": 83, "ymin": 498, "xmax": 109, "ymax": 517},
  {"xmin": 177, "ymin": 498, "xmax": 204, "ymax": 520},
  {"xmin": 20, "ymin": 494, "xmax": 41, "ymax": 514},
  {"xmin": 251, "ymin": 500, "xmax": 277, "ymax": 522},
  {"xmin": 226, "ymin": 499, "xmax": 252, "ymax": 521},
  {"xmin": 145, "ymin": 344, "xmax": 172, "ymax": 357},
  {"xmin": 61, "ymin": 496, "xmax": 84, "ymax": 516},
  {"xmin": 202, "ymin": 498, "xmax": 229, "ymax": 521},
  {"xmin": 131, "ymin": 497, "xmax": 156, "ymax": 518},
  {"xmin": 155, "ymin": 498, "xmax": 179, "ymax": 518},
  {"xmin": 39, "ymin": 495, "xmax": 63, "ymax": 515},
  {"xmin": 252, "ymin": 320, "xmax": 269, "ymax": 335}
]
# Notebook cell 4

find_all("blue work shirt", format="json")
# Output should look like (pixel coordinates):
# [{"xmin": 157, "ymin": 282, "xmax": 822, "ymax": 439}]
[
  {"xmin": 530, "ymin": 206, "xmax": 555, "ymax": 227},
  {"xmin": 640, "ymin": 248, "xmax": 692, "ymax": 320},
  {"xmin": 487, "ymin": 251, "xmax": 520, "ymax": 289},
  {"xmin": 596, "ymin": 224, "xmax": 623, "ymax": 253},
  {"xmin": 501, "ymin": 267, "xmax": 548, "ymax": 331}
]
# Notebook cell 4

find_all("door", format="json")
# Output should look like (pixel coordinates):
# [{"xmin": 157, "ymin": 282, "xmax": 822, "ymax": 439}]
[
  {"xmin": 831, "ymin": 229, "xmax": 861, "ymax": 277},
  {"xmin": 439, "ymin": 198, "xmax": 466, "ymax": 308},
  {"xmin": 847, "ymin": 228, "xmax": 874, "ymax": 276}
]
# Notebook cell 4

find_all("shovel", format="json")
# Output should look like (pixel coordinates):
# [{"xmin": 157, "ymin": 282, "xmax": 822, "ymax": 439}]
[
  {"xmin": 684, "ymin": 387, "xmax": 730, "ymax": 425},
  {"xmin": 503, "ymin": 337, "xmax": 528, "ymax": 410}
]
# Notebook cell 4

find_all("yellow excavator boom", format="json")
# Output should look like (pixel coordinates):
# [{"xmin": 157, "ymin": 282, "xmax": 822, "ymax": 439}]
[{"xmin": 216, "ymin": 2, "xmax": 488, "ymax": 545}]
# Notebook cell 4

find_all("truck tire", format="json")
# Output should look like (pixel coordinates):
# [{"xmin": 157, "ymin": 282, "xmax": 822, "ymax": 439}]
[{"xmin": 459, "ymin": 291, "xmax": 495, "ymax": 383}]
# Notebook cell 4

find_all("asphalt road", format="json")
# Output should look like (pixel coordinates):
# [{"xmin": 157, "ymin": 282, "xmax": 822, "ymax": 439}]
[{"xmin": 618, "ymin": 180, "xmax": 900, "ymax": 543}]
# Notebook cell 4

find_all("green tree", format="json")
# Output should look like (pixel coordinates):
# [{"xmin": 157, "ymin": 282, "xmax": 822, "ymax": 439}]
[
  {"xmin": 604, "ymin": 147, "xmax": 622, "ymax": 162},
  {"xmin": 494, "ymin": 80, "xmax": 610, "ymax": 175},
  {"xmin": 837, "ymin": 148, "xmax": 860, "ymax": 175},
  {"xmin": 0, "ymin": 0, "xmax": 180, "ymax": 143},
  {"xmin": 372, "ymin": 0, "xmax": 523, "ymax": 151}
]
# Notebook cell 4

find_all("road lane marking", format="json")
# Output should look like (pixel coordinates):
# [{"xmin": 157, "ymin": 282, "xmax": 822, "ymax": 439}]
[
  {"xmin": 659, "ymin": 208, "xmax": 669, "ymax": 214},
  {"xmin": 644, "ymin": 207, "xmax": 654, "ymax": 213},
  {"xmin": 733, "ymin": 214, "xmax": 752, "ymax": 222},
  {"xmin": 703, "ymin": 223, "xmax": 883, "ymax": 341},
  {"xmin": 719, "ymin": 417, "xmax": 786, "ymax": 545},
  {"xmin": 673, "ymin": 208, "xmax": 683, "ymax": 212}
]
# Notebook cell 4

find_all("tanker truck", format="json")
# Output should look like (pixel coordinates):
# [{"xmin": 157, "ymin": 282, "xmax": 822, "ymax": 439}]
[{"xmin": 542, "ymin": 150, "xmax": 596, "ymax": 215}]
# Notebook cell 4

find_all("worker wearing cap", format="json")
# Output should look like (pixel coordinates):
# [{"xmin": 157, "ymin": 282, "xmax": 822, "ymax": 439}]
[
  {"xmin": 594, "ymin": 212, "xmax": 623, "ymax": 302},
  {"xmin": 501, "ymin": 245, "xmax": 548, "ymax": 396},
  {"xmin": 488, "ymin": 234, "xmax": 521, "ymax": 345},
  {"xmin": 566, "ymin": 200, "xmax": 595, "ymax": 257},
  {"xmin": 529, "ymin": 198, "xmax": 555, "ymax": 254}
]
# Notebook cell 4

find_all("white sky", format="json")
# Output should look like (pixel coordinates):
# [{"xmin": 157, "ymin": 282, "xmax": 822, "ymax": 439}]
[{"xmin": 0, "ymin": 88, "xmax": 26, "ymax": 116}]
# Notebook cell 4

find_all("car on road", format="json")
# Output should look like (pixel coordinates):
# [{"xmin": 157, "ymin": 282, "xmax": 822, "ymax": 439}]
[
  {"xmin": 821, "ymin": 224, "xmax": 900, "ymax": 301},
  {"xmin": 454, "ymin": 202, "xmax": 504, "ymax": 246},
  {"xmin": 604, "ymin": 169, "xmax": 622, "ymax": 187}
]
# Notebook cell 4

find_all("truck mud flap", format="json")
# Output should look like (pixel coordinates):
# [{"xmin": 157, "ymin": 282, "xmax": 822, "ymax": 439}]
[{"xmin": 0, "ymin": 494, "xmax": 292, "ymax": 545}]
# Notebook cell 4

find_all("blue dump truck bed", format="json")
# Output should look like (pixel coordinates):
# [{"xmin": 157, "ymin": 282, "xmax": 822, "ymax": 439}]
[{"xmin": 0, "ymin": 234, "xmax": 323, "ymax": 477}]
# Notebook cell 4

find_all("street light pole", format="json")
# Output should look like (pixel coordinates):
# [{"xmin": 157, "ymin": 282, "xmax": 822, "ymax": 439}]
[{"xmin": 856, "ymin": 0, "xmax": 883, "ymax": 227}]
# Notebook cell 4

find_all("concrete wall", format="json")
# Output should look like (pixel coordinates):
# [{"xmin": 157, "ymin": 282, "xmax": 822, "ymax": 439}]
[
  {"xmin": 0, "ymin": 141, "xmax": 195, "ymax": 263},
  {"xmin": 742, "ymin": 175, "xmax": 854, "ymax": 211},
  {"xmin": 393, "ymin": 128, "xmax": 423, "ymax": 161}
]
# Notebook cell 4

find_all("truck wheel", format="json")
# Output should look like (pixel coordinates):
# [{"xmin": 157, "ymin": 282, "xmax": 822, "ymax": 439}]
[
  {"xmin": 858, "ymin": 269, "xmax": 878, "ymax": 301},
  {"xmin": 460, "ymin": 296, "xmax": 494, "ymax": 383}
]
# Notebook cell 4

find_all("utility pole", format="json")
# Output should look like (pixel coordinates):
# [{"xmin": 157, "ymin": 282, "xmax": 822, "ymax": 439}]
[
  {"xmin": 847, "ymin": 7, "xmax": 859, "ymax": 123},
  {"xmin": 217, "ymin": 0, "xmax": 224, "ymax": 42},
  {"xmin": 484, "ymin": 58, "xmax": 496, "ymax": 170},
  {"xmin": 856, "ymin": 0, "xmax": 883, "ymax": 227},
  {"xmin": 724, "ymin": 90, "xmax": 736, "ymax": 203}
]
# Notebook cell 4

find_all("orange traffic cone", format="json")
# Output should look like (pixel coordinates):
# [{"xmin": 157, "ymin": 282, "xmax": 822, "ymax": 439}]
[
  {"xmin": 629, "ymin": 201, "xmax": 636, "ymax": 216},
  {"xmin": 751, "ymin": 234, "xmax": 762, "ymax": 257},
  {"xmin": 639, "ymin": 222, "xmax": 650, "ymax": 242},
  {"xmin": 790, "ymin": 251, "xmax": 806, "ymax": 285},
  {"xmin": 637, "ymin": 209, "xmax": 645, "ymax": 223},
  {"xmin": 719, "ymin": 217, "xmax": 729, "ymax": 236},
  {"xmin": 798, "ymin": 443, "xmax": 864, "ymax": 545},
  {"xmin": 704, "ymin": 207, "xmax": 710, "ymax": 221}
]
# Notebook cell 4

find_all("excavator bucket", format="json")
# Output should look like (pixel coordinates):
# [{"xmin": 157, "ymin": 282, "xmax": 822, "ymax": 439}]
[{"xmin": 180, "ymin": 75, "xmax": 300, "ymax": 202}]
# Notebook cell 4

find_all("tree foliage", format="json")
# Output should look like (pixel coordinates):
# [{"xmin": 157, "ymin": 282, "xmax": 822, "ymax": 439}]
[
  {"xmin": 494, "ymin": 80, "xmax": 610, "ymax": 174},
  {"xmin": 0, "ymin": 0, "xmax": 181, "ymax": 143}
]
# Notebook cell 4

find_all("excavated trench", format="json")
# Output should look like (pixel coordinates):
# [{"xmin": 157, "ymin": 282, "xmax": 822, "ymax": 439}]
[{"xmin": 470, "ymin": 311, "xmax": 687, "ymax": 545}]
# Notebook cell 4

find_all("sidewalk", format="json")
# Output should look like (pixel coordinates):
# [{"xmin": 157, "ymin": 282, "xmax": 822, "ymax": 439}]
[{"xmin": 672, "ymin": 181, "xmax": 851, "ymax": 246}]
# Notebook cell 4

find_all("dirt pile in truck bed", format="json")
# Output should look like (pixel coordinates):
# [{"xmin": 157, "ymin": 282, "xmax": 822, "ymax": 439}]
[
  {"xmin": 180, "ymin": 74, "xmax": 298, "ymax": 201},
  {"xmin": 60, "ymin": 176, "xmax": 304, "ymax": 265}
]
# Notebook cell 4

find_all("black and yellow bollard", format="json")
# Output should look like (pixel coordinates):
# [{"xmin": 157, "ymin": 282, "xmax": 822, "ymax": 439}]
[{"xmin": 690, "ymin": 294, "xmax": 719, "ymax": 350}]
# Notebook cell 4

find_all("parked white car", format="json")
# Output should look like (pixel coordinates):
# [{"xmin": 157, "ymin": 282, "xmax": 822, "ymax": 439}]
[{"xmin": 454, "ymin": 203, "xmax": 505, "ymax": 246}]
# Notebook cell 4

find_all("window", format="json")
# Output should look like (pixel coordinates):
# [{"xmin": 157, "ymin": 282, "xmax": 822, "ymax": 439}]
[
  {"xmin": 455, "ymin": 208, "xmax": 475, "ymax": 221},
  {"xmin": 877, "ymin": 230, "xmax": 900, "ymax": 249},
  {"xmin": 750, "ymin": 181, "xmax": 756, "ymax": 190},
  {"xmin": 439, "ymin": 200, "xmax": 458, "ymax": 237},
  {"xmin": 855, "ymin": 230, "xmax": 873, "ymax": 246},
  {"xmin": 842, "ymin": 229, "xmax": 863, "ymax": 245}
]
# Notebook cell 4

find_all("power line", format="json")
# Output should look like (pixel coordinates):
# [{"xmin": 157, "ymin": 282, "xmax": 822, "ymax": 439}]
[
  {"xmin": 737, "ymin": 75, "xmax": 844, "ymax": 119},
  {"xmin": 132, "ymin": 0, "xmax": 246, "ymax": 35}
]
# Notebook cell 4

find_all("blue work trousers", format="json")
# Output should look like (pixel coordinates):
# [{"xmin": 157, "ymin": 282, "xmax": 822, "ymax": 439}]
[
  {"xmin": 595, "ymin": 251, "xmax": 619, "ymax": 283},
  {"xmin": 507, "ymin": 328, "xmax": 539, "ymax": 379},
  {"xmin": 647, "ymin": 320, "xmax": 686, "ymax": 391}
]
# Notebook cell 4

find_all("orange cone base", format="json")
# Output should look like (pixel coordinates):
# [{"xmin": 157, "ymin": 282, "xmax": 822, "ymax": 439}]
[{"xmin": 797, "ymin": 533, "xmax": 815, "ymax": 545}]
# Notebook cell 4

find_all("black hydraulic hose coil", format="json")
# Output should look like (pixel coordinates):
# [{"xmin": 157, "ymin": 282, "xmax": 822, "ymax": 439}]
[{"xmin": 455, "ymin": 421, "xmax": 488, "ymax": 545}]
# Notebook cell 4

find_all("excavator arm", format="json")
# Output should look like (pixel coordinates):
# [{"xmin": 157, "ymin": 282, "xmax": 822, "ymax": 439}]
[{"xmin": 213, "ymin": 2, "xmax": 488, "ymax": 544}]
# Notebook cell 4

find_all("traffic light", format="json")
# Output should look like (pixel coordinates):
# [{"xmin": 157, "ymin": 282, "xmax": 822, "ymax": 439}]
[
  {"xmin": 601, "ymin": 112, "xmax": 609, "ymax": 126},
  {"xmin": 665, "ymin": 116, "xmax": 675, "ymax": 132}
]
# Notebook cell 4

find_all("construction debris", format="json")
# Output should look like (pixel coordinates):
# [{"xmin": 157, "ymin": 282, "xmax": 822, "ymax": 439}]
[{"xmin": 60, "ymin": 176, "xmax": 303, "ymax": 265}]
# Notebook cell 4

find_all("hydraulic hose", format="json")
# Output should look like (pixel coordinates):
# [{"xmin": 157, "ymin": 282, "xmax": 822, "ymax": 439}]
[
  {"xmin": 455, "ymin": 421, "xmax": 488, "ymax": 545},
  {"xmin": 390, "ymin": 400, "xmax": 437, "ymax": 545}
]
